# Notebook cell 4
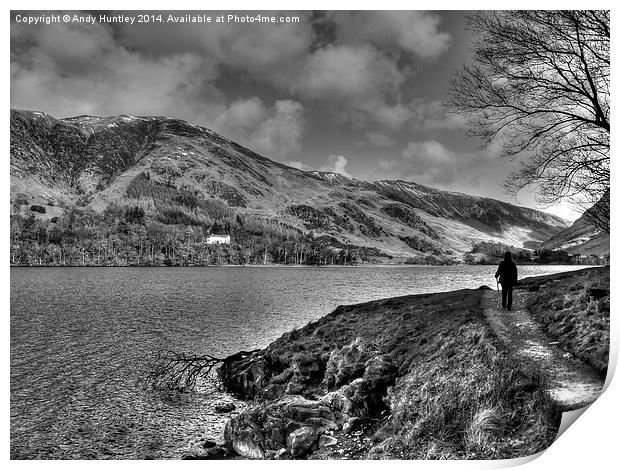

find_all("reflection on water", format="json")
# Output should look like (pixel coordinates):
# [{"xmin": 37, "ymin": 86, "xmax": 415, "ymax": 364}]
[{"xmin": 10, "ymin": 265, "xmax": 585, "ymax": 459}]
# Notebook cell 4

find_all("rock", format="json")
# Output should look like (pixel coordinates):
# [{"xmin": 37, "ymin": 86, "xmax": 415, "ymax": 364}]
[
  {"xmin": 343, "ymin": 417, "xmax": 362, "ymax": 434},
  {"xmin": 215, "ymin": 401, "xmax": 236, "ymax": 413},
  {"xmin": 271, "ymin": 368, "xmax": 294, "ymax": 384},
  {"xmin": 274, "ymin": 448, "xmax": 290, "ymax": 460},
  {"xmin": 29, "ymin": 204, "xmax": 46, "ymax": 213},
  {"xmin": 182, "ymin": 446, "xmax": 228, "ymax": 459},
  {"xmin": 203, "ymin": 438, "xmax": 218, "ymax": 448},
  {"xmin": 225, "ymin": 394, "xmax": 347, "ymax": 459},
  {"xmin": 224, "ymin": 408, "xmax": 267, "ymax": 459},
  {"xmin": 478, "ymin": 285, "xmax": 492, "ymax": 290},
  {"xmin": 362, "ymin": 355, "xmax": 397, "ymax": 394},
  {"xmin": 203, "ymin": 446, "xmax": 228, "ymax": 459},
  {"xmin": 218, "ymin": 349, "xmax": 266, "ymax": 399},
  {"xmin": 286, "ymin": 426, "xmax": 319, "ymax": 458},
  {"xmin": 318, "ymin": 434, "xmax": 338, "ymax": 448},
  {"xmin": 587, "ymin": 288, "xmax": 608, "ymax": 300}
]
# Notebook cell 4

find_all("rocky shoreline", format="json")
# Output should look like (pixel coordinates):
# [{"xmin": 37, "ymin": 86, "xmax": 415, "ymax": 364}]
[{"xmin": 188, "ymin": 267, "xmax": 609, "ymax": 460}]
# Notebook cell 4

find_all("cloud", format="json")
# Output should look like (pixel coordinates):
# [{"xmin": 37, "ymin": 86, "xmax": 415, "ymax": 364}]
[
  {"xmin": 292, "ymin": 44, "xmax": 412, "ymax": 129},
  {"xmin": 214, "ymin": 98, "xmax": 305, "ymax": 160},
  {"xmin": 11, "ymin": 21, "xmax": 225, "ymax": 121},
  {"xmin": 285, "ymin": 155, "xmax": 350, "ymax": 176},
  {"xmin": 293, "ymin": 44, "xmax": 403, "ymax": 101},
  {"xmin": 319, "ymin": 155, "xmax": 350, "ymax": 176},
  {"xmin": 332, "ymin": 11, "xmax": 452, "ymax": 59},
  {"xmin": 118, "ymin": 14, "xmax": 315, "ymax": 86},
  {"xmin": 365, "ymin": 132, "xmax": 395, "ymax": 148},
  {"xmin": 285, "ymin": 160, "xmax": 313, "ymax": 171},
  {"xmin": 10, "ymin": 10, "xmax": 457, "ymax": 170},
  {"xmin": 410, "ymin": 99, "xmax": 467, "ymax": 131},
  {"xmin": 374, "ymin": 140, "xmax": 500, "ymax": 187}
]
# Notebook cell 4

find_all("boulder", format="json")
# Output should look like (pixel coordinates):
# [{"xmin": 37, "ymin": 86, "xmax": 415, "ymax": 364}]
[
  {"xmin": 215, "ymin": 401, "xmax": 236, "ymax": 413},
  {"xmin": 224, "ymin": 394, "xmax": 347, "ymax": 459},
  {"xmin": 218, "ymin": 350, "xmax": 266, "ymax": 399},
  {"xmin": 286, "ymin": 426, "xmax": 319, "ymax": 458}
]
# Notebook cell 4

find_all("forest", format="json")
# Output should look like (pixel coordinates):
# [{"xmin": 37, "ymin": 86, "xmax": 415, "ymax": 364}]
[{"xmin": 10, "ymin": 172, "xmax": 381, "ymax": 267}]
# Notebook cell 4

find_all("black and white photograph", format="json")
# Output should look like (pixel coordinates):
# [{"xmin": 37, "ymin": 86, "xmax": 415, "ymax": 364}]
[{"xmin": 8, "ymin": 6, "xmax": 612, "ymax": 462}]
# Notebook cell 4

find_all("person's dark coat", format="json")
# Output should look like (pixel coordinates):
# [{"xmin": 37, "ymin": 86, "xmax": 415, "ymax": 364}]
[{"xmin": 495, "ymin": 252, "xmax": 518, "ymax": 286}]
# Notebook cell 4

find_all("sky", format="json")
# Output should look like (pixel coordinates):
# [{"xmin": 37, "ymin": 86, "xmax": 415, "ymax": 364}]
[{"xmin": 10, "ymin": 10, "xmax": 580, "ymax": 221}]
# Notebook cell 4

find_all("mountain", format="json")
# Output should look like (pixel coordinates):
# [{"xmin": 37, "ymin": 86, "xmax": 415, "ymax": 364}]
[
  {"xmin": 10, "ymin": 109, "xmax": 570, "ymax": 265},
  {"xmin": 539, "ymin": 194, "xmax": 610, "ymax": 257}
]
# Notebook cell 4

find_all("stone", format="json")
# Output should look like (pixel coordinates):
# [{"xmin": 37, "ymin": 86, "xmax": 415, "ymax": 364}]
[
  {"xmin": 318, "ymin": 434, "xmax": 338, "ymax": 448},
  {"xmin": 203, "ymin": 438, "xmax": 218, "ymax": 448},
  {"xmin": 215, "ymin": 401, "xmax": 236, "ymax": 413},
  {"xmin": 286, "ymin": 426, "xmax": 319, "ymax": 458},
  {"xmin": 203, "ymin": 446, "xmax": 227, "ymax": 459},
  {"xmin": 343, "ymin": 417, "xmax": 362, "ymax": 434},
  {"xmin": 274, "ymin": 448, "xmax": 290, "ymax": 460},
  {"xmin": 182, "ymin": 446, "xmax": 228, "ymax": 460},
  {"xmin": 478, "ymin": 285, "xmax": 492, "ymax": 290},
  {"xmin": 218, "ymin": 349, "xmax": 266, "ymax": 399}
]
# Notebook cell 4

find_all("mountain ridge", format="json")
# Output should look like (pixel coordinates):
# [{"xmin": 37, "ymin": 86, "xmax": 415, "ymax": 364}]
[{"xmin": 10, "ymin": 109, "xmax": 573, "ymax": 264}]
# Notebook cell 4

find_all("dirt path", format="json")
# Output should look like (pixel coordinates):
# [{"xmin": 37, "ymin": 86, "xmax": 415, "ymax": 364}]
[{"xmin": 482, "ymin": 289, "xmax": 604, "ymax": 411}]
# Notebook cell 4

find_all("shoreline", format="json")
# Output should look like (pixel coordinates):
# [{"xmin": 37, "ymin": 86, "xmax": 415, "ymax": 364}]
[
  {"xmin": 10, "ymin": 263, "xmax": 602, "ymax": 268},
  {"xmin": 196, "ymin": 266, "xmax": 609, "ymax": 460}
]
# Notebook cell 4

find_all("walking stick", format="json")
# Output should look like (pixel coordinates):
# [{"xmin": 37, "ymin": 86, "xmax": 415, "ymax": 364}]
[{"xmin": 496, "ymin": 280, "xmax": 501, "ymax": 310}]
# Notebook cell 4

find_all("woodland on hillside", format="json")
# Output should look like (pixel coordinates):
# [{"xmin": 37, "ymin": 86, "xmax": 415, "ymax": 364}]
[{"xmin": 10, "ymin": 172, "xmax": 387, "ymax": 267}]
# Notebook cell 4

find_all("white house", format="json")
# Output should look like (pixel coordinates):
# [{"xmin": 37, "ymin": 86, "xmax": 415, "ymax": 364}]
[{"xmin": 205, "ymin": 234, "xmax": 231, "ymax": 245}]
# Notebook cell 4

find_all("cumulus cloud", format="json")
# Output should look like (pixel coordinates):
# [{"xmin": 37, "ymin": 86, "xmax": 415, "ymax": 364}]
[
  {"xmin": 378, "ymin": 140, "xmax": 500, "ymax": 187},
  {"xmin": 291, "ymin": 44, "xmax": 412, "ymax": 129},
  {"xmin": 410, "ymin": 99, "xmax": 467, "ymax": 131},
  {"xmin": 214, "ymin": 98, "xmax": 305, "ymax": 160},
  {"xmin": 332, "ymin": 11, "xmax": 452, "ymax": 59},
  {"xmin": 319, "ymin": 155, "xmax": 350, "ymax": 176},
  {"xmin": 285, "ymin": 160, "xmax": 313, "ymax": 171},
  {"xmin": 10, "ymin": 10, "xmax": 457, "ymax": 171},
  {"xmin": 294, "ymin": 44, "xmax": 403, "ymax": 100},
  {"xmin": 284, "ymin": 155, "xmax": 350, "ymax": 176},
  {"xmin": 117, "ymin": 14, "xmax": 314, "ymax": 87},
  {"xmin": 11, "ymin": 21, "xmax": 224, "ymax": 121}
]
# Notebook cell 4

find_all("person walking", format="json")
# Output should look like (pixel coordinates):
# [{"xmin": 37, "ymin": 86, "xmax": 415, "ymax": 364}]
[{"xmin": 495, "ymin": 251, "xmax": 518, "ymax": 310}]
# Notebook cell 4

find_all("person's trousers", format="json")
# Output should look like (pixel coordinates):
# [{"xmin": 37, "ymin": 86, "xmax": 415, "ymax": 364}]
[{"xmin": 501, "ymin": 284, "xmax": 513, "ymax": 310}]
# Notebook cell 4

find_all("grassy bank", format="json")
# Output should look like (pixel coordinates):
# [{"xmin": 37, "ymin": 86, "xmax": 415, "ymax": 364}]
[
  {"xmin": 218, "ymin": 269, "xmax": 595, "ymax": 459},
  {"xmin": 521, "ymin": 267, "xmax": 610, "ymax": 377}
]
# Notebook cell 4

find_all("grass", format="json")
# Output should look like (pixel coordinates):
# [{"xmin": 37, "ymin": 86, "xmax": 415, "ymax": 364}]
[
  {"xmin": 523, "ymin": 267, "xmax": 609, "ymax": 376},
  {"xmin": 366, "ymin": 324, "xmax": 559, "ymax": 459},
  {"xmin": 225, "ymin": 282, "xmax": 571, "ymax": 460}
]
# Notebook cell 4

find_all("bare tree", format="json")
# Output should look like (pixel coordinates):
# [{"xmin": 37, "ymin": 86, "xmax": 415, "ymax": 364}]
[
  {"xmin": 583, "ymin": 189, "xmax": 610, "ymax": 234},
  {"xmin": 145, "ymin": 349, "xmax": 225, "ymax": 392},
  {"xmin": 449, "ymin": 11, "xmax": 609, "ymax": 231}
]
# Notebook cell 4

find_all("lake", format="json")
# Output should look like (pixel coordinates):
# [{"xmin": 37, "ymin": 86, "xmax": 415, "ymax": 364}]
[{"xmin": 10, "ymin": 265, "xmax": 587, "ymax": 459}]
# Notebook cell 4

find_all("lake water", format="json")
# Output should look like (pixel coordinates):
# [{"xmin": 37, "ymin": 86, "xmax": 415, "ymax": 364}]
[{"xmin": 10, "ymin": 265, "xmax": 587, "ymax": 459}]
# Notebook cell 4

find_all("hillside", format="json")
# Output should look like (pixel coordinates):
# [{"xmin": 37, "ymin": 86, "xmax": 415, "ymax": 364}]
[
  {"xmin": 10, "ymin": 109, "xmax": 570, "ymax": 265},
  {"xmin": 539, "ymin": 194, "xmax": 610, "ymax": 257}
]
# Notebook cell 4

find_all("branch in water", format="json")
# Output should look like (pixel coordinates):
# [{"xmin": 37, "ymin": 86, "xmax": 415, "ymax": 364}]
[{"xmin": 145, "ymin": 349, "xmax": 225, "ymax": 392}]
